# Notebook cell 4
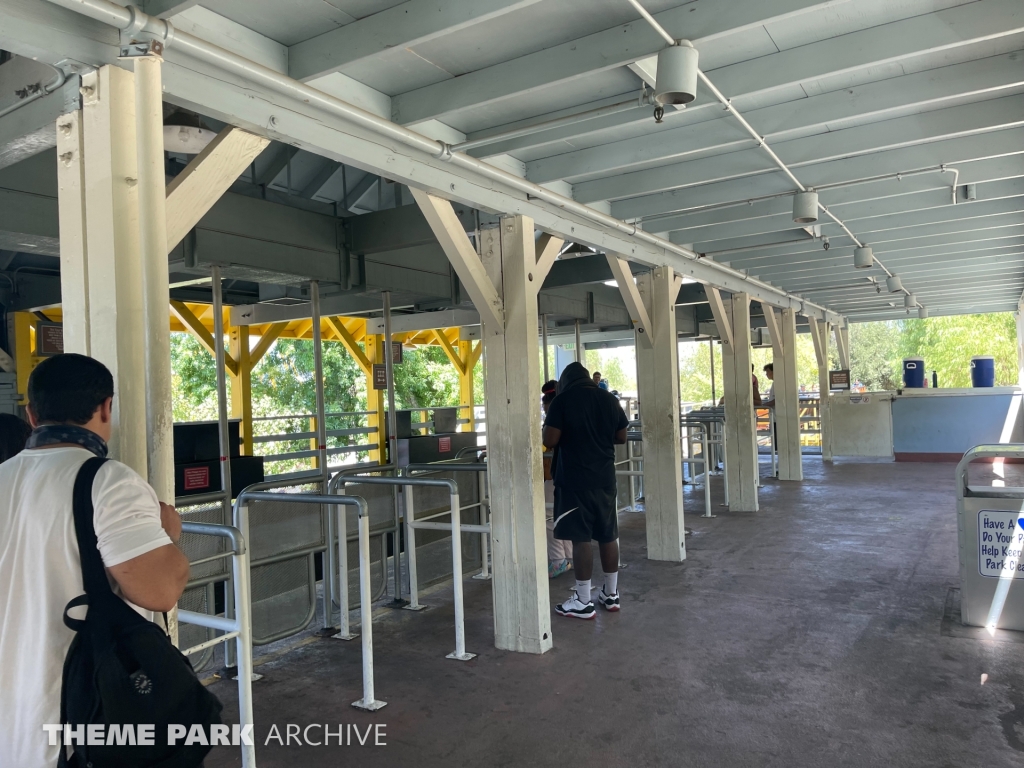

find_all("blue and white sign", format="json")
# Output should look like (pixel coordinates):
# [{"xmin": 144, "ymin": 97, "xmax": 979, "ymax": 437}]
[{"xmin": 978, "ymin": 510, "xmax": 1024, "ymax": 578}]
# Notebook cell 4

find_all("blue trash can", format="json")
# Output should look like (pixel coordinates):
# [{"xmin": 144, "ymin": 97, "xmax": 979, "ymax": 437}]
[
  {"xmin": 903, "ymin": 358, "xmax": 925, "ymax": 388},
  {"xmin": 971, "ymin": 355, "xmax": 995, "ymax": 387}
]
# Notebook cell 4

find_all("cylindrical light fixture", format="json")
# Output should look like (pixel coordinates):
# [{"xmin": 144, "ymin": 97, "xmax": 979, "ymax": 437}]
[
  {"xmin": 904, "ymin": 293, "xmax": 916, "ymax": 308},
  {"xmin": 853, "ymin": 246, "xmax": 873, "ymax": 269},
  {"xmin": 655, "ymin": 40, "xmax": 699, "ymax": 105},
  {"xmin": 886, "ymin": 275, "xmax": 903, "ymax": 293},
  {"xmin": 792, "ymin": 191, "xmax": 818, "ymax": 224},
  {"xmin": 163, "ymin": 108, "xmax": 215, "ymax": 154},
  {"xmin": 918, "ymin": 306, "xmax": 929, "ymax": 319}
]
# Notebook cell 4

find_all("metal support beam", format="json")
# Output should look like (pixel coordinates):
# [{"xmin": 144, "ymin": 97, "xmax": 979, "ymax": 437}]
[
  {"xmin": 290, "ymin": 0, "xmax": 541, "ymax": 82},
  {"xmin": 479, "ymin": 217, "xmax": 551, "ymax": 654},
  {"xmin": 606, "ymin": 253, "xmax": 652, "ymax": 348},
  {"xmin": 636, "ymin": 266, "xmax": 685, "ymax": 561}
]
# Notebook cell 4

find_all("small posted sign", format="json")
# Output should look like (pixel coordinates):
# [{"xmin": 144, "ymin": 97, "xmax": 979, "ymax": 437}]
[
  {"xmin": 438, "ymin": 436, "xmax": 452, "ymax": 453},
  {"xmin": 829, "ymin": 369, "xmax": 851, "ymax": 391},
  {"xmin": 36, "ymin": 322, "xmax": 64, "ymax": 357},
  {"xmin": 372, "ymin": 364, "xmax": 388, "ymax": 390},
  {"xmin": 379, "ymin": 341, "xmax": 403, "ymax": 364}
]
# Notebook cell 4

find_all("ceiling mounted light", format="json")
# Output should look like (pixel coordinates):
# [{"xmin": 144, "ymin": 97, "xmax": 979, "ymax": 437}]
[
  {"xmin": 792, "ymin": 191, "xmax": 818, "ymax": 224},
  {"xmin": 654, "ymin": 40, "xmax": 698, "ymax": 105},
  {"xmin": 853, "ymin": 246, "xmax": 874, "ymax": 269},
  {"xmin": 904, "ymin": 293, "xmax": 916, "ymax": 308},
  {"xmin": 918, "ymin": 306, "xmax": 929, "ymax": 319},
  {"xmin": 886, "ymin": 275, "xmax": 903, "ymax": 293},
  {"xmin": 163, "ymin": 109, "xmax": 215, "ymax": 155}
]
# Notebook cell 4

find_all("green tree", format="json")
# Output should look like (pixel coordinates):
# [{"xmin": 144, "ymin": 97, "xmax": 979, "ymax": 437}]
[
  {"xmin": 845, "ymin": 320, "xmax": 901, "ymax": 390},
  {"xmin": 895, "ymin": 313, "xmax": 1017, "ymax": 388}
]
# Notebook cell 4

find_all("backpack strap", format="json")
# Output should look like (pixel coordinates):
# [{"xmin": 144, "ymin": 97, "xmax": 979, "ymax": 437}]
[{"xmin": 70, "ymin": 456, "xmax": 112, "ymax": 599}]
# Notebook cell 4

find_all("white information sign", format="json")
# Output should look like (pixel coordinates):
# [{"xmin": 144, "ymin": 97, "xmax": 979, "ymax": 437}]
[{"xmin": 978, "ymin": 510, "xmax": 1024, "ymax": 579}]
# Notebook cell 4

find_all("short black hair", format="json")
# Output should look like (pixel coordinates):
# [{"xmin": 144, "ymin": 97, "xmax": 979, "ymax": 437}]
[
  {"xmin": 0, "ymin": 413, "xmax": 31, "ymax": 463},
  {"xmin": 763, "ymin": 363, "xmax": 774, "ymax": 372},
  {"xmin": 27, "ymin": 354, "xmax": 114, "ymax": 425},
  {"xmin": 593, "ymin": 371, "xmax": 602, "ymax": 377}
]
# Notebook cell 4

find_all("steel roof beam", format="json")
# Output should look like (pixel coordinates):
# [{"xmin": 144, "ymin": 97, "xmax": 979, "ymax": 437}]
[
  {"xmin": 289, "ymin": 0, "xmax": 542, "ymax": 83},
  {"xmin": 617, "ymin": 126, "xmax": 1024, "ymax": 221},
  {"xmin": 653, "ymin": 156, "xmax": 1024, "ymax": 235},
  {"xmin": 577, "ymin": 94, "xmax": 1024, "ymax": 204},
  {"xmin": 526, "ymin": 52, "xmax": 1024, "ymax": 185},
  {"xmin": 393, "ymin": 0, "xmax": 1023, "ymax": 127},
  {"xmin": 390, "ymin": 0, "xmax": 851, "ymax": 125}
]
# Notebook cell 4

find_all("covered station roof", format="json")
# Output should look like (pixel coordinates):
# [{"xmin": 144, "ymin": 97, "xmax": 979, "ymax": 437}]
[{"xmin": 0, "ymin": 0, "xmax": 1022, "ymax": 328}]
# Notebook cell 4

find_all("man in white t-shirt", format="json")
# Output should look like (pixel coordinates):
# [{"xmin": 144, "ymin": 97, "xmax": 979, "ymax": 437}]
[{"xmin": 0, "ymin": 353, "xmax": 189, "ymax": 768}]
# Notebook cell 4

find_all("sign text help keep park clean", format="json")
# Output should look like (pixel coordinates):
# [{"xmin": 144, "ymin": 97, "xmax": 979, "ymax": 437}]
[{"xmin": 979, "ymin": 510, "xmax": 1024, "ymax": 578}]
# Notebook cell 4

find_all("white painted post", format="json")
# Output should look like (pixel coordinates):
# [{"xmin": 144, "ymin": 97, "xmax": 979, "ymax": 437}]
[
  {"xmin": 479, "ymin": 218, "xmax": 552, "ymax": 654},
  {"xmin": 636, "ymin": 267, "xmax": 685, "ymax": 562},
  {"xmin": 810, "ymin": 318, "xmax": 834, "ymax": 462},
  {"xmin": 60, "ymin": 66, "xmax": 148, "ymax": 475},
  {"xmin": 134, "ymin": 54, "xmax": 175, "ymax": 504},
  {"xmin": 766, "ymin": 307, "xmax": 803, "ymax": 481},
  {"xmin": 720, "ymin": 292, "xmax": 759, "ymax": 512}
]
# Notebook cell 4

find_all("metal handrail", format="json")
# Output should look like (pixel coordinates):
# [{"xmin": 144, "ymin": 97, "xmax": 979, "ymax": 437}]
[
  {"xmin": 957, "ymin": 445, "xmax": 1024, "ymax": 499},
  {"xmin": 176, "ymin": 522, "xmax": 256, "ymax": 767},
  {"xmin": 234, "ymin": 490, "xmax": 385, "ymax": 711},
  {"xmin": 330, "ymin": 473, "xmax": 479, "ymax": 661}
]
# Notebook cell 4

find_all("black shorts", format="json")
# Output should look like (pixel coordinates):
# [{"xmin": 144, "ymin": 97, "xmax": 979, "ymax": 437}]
[{"xmin": 552, "ymin": 485, "xmax": 618, "ymax": 544}]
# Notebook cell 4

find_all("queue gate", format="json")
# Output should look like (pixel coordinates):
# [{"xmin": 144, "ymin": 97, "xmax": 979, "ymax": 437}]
[{"xmin": 956, "ymin": 445, "xmax": 1024, "ymax": 631}]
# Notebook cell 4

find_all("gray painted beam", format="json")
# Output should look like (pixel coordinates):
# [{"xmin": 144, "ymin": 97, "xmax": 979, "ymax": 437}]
[
  {"xmin": 289, "ymin": 0, "xmax": 542, "ymax": 82},
  {"xmin": 141, "ymin": 0, "xmax": 200, "ymax": 18},
  {"xmin": 299, "ymin": 159, "xmax": 342, "ymax": 199},
  {"xmin": 344, "ymin": 172, "xmax": 379, "ymax": 212},
  {"xmin": 691, "ymin": 193, "xmax": 1024, "ymax": 254},
  {"xmin": 255, "ymin": 144, "xmax": 299, "ymax": 187},
  {"xmin": 527, "ymin": 53, "xmax": 1024, "ymax": 185},
  {"xmin": 619, "ymin": 125, "xmax": 1024, "ymax": 220},
  {"xmin": 0, "ymin": 76, "xmax": 80, "ymax": 170},
  {"xmin": 653, "ymin": 156, "xmax": 1024, "ymax": 235},
  {"xmin": 390, "ymin": 0, "xmax": 854, "ymax": 124},
  {"xmin": 575, "ymin": 94, "xmax": 1024, "ymax": 203}
]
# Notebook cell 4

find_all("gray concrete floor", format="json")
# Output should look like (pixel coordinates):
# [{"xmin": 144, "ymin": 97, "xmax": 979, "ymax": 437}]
[{"xmin": 205, "ymin": 458, "xmax": 1024, "ymax": 767}]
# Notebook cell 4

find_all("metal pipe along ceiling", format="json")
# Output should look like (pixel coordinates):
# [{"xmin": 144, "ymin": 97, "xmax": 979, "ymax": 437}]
[
  {"xmin": 41, "ymin": 0, "xmax": 841, "ymax": 323},
  {"xmin": 624, "ymin": 0, "xmax": 917, "ymax": 305}
]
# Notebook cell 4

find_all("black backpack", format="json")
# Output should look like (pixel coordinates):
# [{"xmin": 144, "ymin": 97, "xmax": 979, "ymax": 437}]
[{"xmin": 58, "ymin": 457, "xmax": 223, "ymax": 767}]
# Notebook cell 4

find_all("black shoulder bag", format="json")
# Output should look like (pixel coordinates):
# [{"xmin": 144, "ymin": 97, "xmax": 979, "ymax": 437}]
[{"xmin": 59, "ymin": 457, "xmax": 223, "ymax": 767}]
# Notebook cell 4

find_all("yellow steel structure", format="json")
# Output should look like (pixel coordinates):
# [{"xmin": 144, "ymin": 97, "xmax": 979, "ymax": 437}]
[{"xmin": 9, "ymin": 304, "xmax": 480, "ymax": 462}]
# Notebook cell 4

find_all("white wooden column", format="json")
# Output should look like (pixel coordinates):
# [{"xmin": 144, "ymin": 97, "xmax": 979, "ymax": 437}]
[
  {"xmin": 134, "ymin": 54, "xmax": 174, "ymax": 502},
  {"xmin": 764, "ymin": 307, "xmax": 803, "ymax": 481},
  {"xmin": 478, "ymin": 218, "xmax": 552, "ymax": 654},
  {"xmin": 57, "ymin": 65, "xmax": 148, "ymax": 475},
  {"xmin": 636, "ymin": 267, "xmax": 685, "ymax": 562},
  {"xmin": 835, "ymin": 324, "xmax": 851, "ymax": 371},
  {"xmin": 810, "ymin": 318, "xmax": 834, "ymax": 462},
  {"xmin": 715, "ymin": 291, "xmax": 759, "ymax": 511}
]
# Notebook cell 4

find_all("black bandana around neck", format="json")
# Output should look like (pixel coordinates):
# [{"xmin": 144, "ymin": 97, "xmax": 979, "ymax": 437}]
[{"xmin": 26, "ymin": 424, "xmax": 109, "ymax": 458}]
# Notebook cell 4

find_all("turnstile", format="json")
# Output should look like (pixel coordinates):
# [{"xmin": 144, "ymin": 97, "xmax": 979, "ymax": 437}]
[{"xmin": 956, "ymin": 445, "xmax": 1024, "ymax": 631}]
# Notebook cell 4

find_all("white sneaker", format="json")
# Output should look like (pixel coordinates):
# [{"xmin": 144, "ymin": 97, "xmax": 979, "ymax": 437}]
[
  {"xmin": 597, "ymin": 588, "xmax": 620, "ymax": 612},
  {"xmin": 554, "ymin": 590, "xmax": 596, "ymax": 620}
]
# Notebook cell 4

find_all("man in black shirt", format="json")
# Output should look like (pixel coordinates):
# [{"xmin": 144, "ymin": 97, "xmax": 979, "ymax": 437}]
[{"xmin": 543, "ymin": 362, "xmax": 629, "ymax": 619}]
